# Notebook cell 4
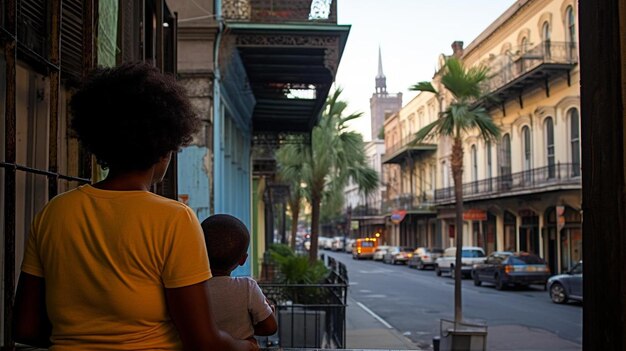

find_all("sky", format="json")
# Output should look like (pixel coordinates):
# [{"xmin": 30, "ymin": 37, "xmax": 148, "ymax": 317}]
[{"xmin": 335, "ymin": 0, "xmax": 517, "ymax": 141}]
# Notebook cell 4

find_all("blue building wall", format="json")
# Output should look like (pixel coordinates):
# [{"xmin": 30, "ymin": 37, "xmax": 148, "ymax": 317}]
[
  {"xmin": 214, "ymin": 50, "xmax": 256, "ymax": 277},
  {"xmin": 177, "ymin": 146, "xmax": 211, "ymax": 221}
]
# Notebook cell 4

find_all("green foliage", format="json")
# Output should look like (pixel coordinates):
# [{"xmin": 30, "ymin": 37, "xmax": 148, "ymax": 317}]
[
  {"xmin": 410, "ymin": 56, "xmax": 500, "ymax": 142},
  {"xmin": 269, "ymin": 243, "xmax": 295, "ymax": 260},
  {"xmin": 276, "ymin": 88, "xmax": 379, "ymax": 261},
  {"xmin": 271, "ymin": 255, "xmax": 329, "ymax": 285}
]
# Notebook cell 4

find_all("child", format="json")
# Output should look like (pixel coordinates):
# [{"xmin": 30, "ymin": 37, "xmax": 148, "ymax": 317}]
[{"xmin": 201, "ymin": 214, "xmax": 278, "ymax": 342}]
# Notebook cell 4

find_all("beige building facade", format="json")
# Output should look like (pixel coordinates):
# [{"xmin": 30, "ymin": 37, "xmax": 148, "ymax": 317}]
[{"xmin": 382, "ymin": 0, "xmax": 581, "ymax": 274}]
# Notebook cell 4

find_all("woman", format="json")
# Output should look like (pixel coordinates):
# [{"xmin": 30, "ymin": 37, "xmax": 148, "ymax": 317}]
[{"xmin": 13, "ymin": 62, "xmax": 257, "ymax": 351}]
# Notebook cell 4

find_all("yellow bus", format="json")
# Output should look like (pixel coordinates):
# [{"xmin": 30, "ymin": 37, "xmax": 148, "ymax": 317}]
[{"xmin": 352, "ymin": 238, "xmax": 378, "ymax": 260}]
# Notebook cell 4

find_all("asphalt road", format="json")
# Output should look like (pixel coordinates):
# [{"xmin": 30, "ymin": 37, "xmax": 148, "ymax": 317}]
[{"xmin": 324, "ymin": 250, "xmax": 582, "ymax": 350}]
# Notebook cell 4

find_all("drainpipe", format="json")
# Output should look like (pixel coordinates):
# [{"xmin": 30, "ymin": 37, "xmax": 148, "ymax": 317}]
[{"xmin": 213, "ymin": 0, "xmax": 224, "ymax": 213}]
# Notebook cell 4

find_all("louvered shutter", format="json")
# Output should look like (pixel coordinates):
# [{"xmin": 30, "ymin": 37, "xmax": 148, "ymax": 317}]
[
  {"xmin": 17, "ymin": 0, "xmax": 48, "ymax": 58},
  {"xmin": 61, "ymin": 0, "xmax": 84, "ymax": 79}
]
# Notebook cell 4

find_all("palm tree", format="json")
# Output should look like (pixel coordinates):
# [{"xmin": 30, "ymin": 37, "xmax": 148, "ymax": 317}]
[
  {"xmin": 275, "ymin": 147, "xmax": 306, "ymax": 250},
  {"xmin": 277, "ymin": 89, "xmax": 379, "ymax": 263},
  {"xmin": 410, "ymin": 57, "xmax": 500, "ymax": 323}
]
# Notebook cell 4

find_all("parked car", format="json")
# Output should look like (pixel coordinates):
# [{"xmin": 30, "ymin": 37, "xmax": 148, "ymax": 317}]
[
  {"xmin": 331, "ymin": 236, "xmax": 345, "ymax": 251},
  {"xmin": 548, "ymin": 261, "xmax": 583, "ymax": 304},
  {"xmin": 383, "ymin": 246, "xmax": 414, "ymax": 265},
  {"xmin": 372, "ymin": 245, "xmax": 391, "ymax": 261},
  {"xmin": 318, "ymin": 236, "xmax": 334, "ymax": 250},
  {"xmin": 408, "ymin": 247, "xmax": 444, "ymax": 270},
  {"xmin": 471, "ymin": 251, "xmax": 550, "ymax": 290},
  {"xmin": 435, "ymin": 246, "xmax": 486, "ymax": 278},
  {"xmin": 344, "ymin": 239, "xmax": 355, "ymax": 253}
]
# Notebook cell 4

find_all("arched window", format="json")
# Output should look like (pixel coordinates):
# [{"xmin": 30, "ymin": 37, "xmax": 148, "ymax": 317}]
[
  {"xmin": 471, "ymin": 145, "xmax": 478, "ymax": 192},
  {"xmin": 567, "ymin": 6, "xmax": 576, "ymax": 43},
  {"xmin": 442, "ymin": 161, "xmax": 450, "ymax": 189},
  {"xmin": 569, "ymin": 108, "xmax": 581, "ymax": 176},
  {"xmin": 545, "ymin": 117, "xmax": 555, "ymax": 178},
  {"xmin": 543, "ymin": 22, "xmax": 551, "ymax": 58},
  {"xmin": 566, "ymin": 6, "xmax": 576, "ymax": 59},
  {"xmin": 500, "ymin": 134, "xmax": 512, "ymax": 189},
  {"xmin": 486, "ymin": 141, "xmax": 493, "ymax": 190},
  {"xmin": 521, "ymin": 37, "xmax": 528, "ymax": 53},
  {"xmin": 522, "ymin": 127, "xmax": 532, "ymax": 182}
]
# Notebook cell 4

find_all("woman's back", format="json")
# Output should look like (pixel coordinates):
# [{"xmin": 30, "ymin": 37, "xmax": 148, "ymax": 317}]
[{"xmin": 22, "ymin": 185, "xmax": 211, "ymax": 350}]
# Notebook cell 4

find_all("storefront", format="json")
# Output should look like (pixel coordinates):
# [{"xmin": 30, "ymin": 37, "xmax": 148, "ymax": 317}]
[
  {"xmin": 519, "ymin": 209, "xmax": 540, "ymax": 256},
  {"xmin": 503, "ymin": 211, "xmax": 517, "ymax": 251},
  {"xmin": 545, "ymin": 206, "xmax": 582, "ymax": 273}
]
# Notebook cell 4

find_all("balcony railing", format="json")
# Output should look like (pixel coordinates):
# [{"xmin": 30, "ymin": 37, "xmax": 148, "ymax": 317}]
[
  {"xmin": 385, "ymin": 133, "xmax": 417, "ymax": 157},
  {"xmin": 383, "ymin": 193, "xmax": 435, "ymax": 213},
  {"xmin": 223, "ymin": 0, "xmax": 337, "ymax": 24},
  {"xmin": 434, "ymin": 163, "xmax": 581, "ymax": 203},
  {"xmin": 482, "ymin": 41, "xmax": 578, "ymax": 95}
]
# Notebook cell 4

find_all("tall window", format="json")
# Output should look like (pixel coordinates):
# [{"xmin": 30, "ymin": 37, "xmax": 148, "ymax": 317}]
[
  {"xmin": 471, "ymin": 145, "xmax": 478, "ymax": 192},
  {"xmin": 569, "ymin": 109, "xmax": 581, "ymax": 176},
  {"xmin": 486, "ymin": 141, "xmax": 492, "ymax": 190},
  {"xmin": 521, "ymin": 37, "xmax": 528, "ymax": 53},
  {"xmin": 545, "ymin": 117, "xmax": 555, "ymax": 178},
  {"xmin": 522, "ymin": 126, "xmax": 532, "ymax": 183},
  {"xmin": 567, "ymin": 6, "xmax": 576, "ymax": 43},
  {"xmin": 567, "ymin": 6, "xmax": 576, "ymax": 59},
  {"xmin": 500, "ymin": 134, "xmax": 512, "ymax": 189},
  {"xmin": 543, "ymin": 22, "xmax": 551, "ymax": 58}
]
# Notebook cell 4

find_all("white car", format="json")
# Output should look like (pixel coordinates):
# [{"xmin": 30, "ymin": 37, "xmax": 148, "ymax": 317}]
[
  {"xmin": 435, "ymin": 246, "xmax": 486, "ymax": 278},
  {"xmin": 344, "ymin": 239, "xmax": 355, "ymax": 253},
  {"xmin": 331, "ymin": 236, "xmax": 345, "ymax": 251},
  {"xmin": 373, "ymin": 246, "xmax": 391, "ymax": 261}
]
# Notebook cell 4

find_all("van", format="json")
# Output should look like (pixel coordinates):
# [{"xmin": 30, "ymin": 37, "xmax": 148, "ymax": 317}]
[{"xmin": 352, "ymin": 238, "xmax": 378, "ymax": 260}]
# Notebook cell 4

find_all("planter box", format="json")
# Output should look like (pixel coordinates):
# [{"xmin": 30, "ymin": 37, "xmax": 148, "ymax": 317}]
[{"xmin": 439, "ymin": 319, "xmax": 487, "ymax": 351}]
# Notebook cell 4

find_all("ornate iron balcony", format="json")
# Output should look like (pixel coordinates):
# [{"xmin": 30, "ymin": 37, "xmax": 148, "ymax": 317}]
[
  {"xmin": 434, "ymin": 163, "xmax": 581, "ymax": 203},
  {"xmin": 223, "ymin": 0, "xmax": 337, "ymax": 24}
]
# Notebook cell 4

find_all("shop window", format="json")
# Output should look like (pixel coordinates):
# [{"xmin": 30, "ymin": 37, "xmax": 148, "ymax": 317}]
[{"xmin": 503, "ymin": 211, "xmax": 516, "ymax": 251}]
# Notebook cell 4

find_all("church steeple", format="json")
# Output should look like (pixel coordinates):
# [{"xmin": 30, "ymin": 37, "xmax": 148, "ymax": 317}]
[{"xmin": 375, "ymin": 46, "xmax": 387, "ymax": 94}]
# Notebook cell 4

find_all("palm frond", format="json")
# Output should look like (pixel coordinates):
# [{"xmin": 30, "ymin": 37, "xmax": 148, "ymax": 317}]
[{"xmin": 409, "ymin": 81, "xmax": 439, "ymax": 95}]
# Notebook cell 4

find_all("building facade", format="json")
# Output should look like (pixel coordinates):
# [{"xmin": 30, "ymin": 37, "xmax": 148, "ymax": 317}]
[
  {"xmin": 381, "ymin": 0, "xmax": 580, "ymax": 275},
  {"xmin": 0, "ymin": 0, "xmax": 178, "ymax": 346}
]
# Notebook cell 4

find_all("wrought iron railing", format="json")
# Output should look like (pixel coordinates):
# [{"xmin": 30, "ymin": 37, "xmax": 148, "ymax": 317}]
[
  {"xmin": 258, "ymin": 257, "xmax": 348, "ymax": 349},
  {"xmin": 223, "ymin": 0, "xmax": 337, "ymax": 24},
  {"xmin": 385, "ymin": 133, "xmax": 418, "ymax": 157},
  {"xmin": 482, "ymin": 41, "xmax": 578, "ymax": 94},
  {"xmin": 382, "ymin": 193, "xmax": 435, "ymax": 213},
  {"xmin": 434, "ymin": 163, "xmax": 581, "ymax": 202}
]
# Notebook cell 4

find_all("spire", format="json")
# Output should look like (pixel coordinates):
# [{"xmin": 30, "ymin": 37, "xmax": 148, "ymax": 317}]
[
  {"xmin": 377, "ymin": 46, "xmax": 384, "ymax": 78},
  {"xmin": 375, "ymin": 46, "xmax": 387, "ymax": 94}
]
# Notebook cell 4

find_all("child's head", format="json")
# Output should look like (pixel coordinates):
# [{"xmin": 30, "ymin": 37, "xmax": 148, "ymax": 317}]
[{"xmin": 201, "ymin": 214, "xmax": 250, "ymax": 273}]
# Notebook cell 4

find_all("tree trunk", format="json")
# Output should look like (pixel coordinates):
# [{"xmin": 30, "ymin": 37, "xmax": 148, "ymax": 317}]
[
  {"xmin": 451, "ymin": 136, "xmax": 465, "ymax": 324},
  {"xmin": 309, "ymin": 191, "xmax": 321, "ymax": 263},
  {"xmin": 289, "ymin": 199, "xmax": 300, "ymax": 250}
]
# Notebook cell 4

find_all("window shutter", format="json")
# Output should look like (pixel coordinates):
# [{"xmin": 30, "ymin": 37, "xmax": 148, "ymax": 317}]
[
  {"xmin": 18, "ymin": 0, "xmax": 48, "ymax": 58},
  {"xmin": 61, "ymin": 0, "xmax": 84, "ymax": 79}
]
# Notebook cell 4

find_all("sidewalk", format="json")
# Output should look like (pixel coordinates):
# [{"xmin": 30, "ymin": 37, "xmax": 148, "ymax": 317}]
[{"xmin": 346, "ymin": 296, "xmax": 424, "ymax": 350}]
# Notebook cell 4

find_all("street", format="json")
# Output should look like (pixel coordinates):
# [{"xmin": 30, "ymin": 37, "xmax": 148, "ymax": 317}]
[{"xmin": 324, "ymin": 251, "xmax": 582, "ymax": 350}]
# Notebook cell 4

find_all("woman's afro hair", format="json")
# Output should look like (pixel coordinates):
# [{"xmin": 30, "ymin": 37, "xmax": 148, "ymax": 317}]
[{"xmin": 70, "ymin": 62, "xmax": 200, "ymax": 170}]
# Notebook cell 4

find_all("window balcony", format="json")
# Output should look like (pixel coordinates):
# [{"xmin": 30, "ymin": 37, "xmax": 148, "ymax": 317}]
[
  {"xmin": 383, "ymin": 193, "xmax": 436, "ymax": 214},
  {"xmin": 480, "ymin": 41, "xmax": 578, "ymax": 109},
  {"xmin": 382, "ymin": 134, "xmax": 437, "ymax": 164},
  {"xmin": 434, "ymin": 163, "xmax": 581, "ymax": 204},
  {"xmin": 223, "ymin": 0, "xmax": 337, "ymax": 24}
]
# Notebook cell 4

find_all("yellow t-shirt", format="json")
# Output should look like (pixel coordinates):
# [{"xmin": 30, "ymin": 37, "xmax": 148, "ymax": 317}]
[{"xmin": 21, "ymin": 184, "xmax": 212, "ymax": 350}]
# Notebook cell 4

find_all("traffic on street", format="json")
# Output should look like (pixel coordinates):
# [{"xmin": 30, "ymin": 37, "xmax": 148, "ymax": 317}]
[{"xmin": 323, "ymin": 249, "xmax": 582, "ymax": 350}]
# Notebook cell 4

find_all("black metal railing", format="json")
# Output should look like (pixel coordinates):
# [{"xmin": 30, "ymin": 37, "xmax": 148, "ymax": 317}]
[
  {"xmin": 382, "ymin": 193, "xmax": 435, "ymax": 213},
  {"xmin": 385, "ymin": 133, "xmax": 419, "ymax": 157},
  {"xmin": 223, "ymin": 0, "xmax": 337, "ymax": 24},
  {"xmin": 351, "ymin": 203, "xmax": 383, "ymax": 216},
  {"xmin": 482, "ymin": 41, "xmax": 578, "ymax": 94},
  {"xmin": 434, "ymin": 163, "xmax": 581, "ymax": 202},
  {"xmin": 258, "ymin": 255, "xmax": 348, "ymax": 349}
]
